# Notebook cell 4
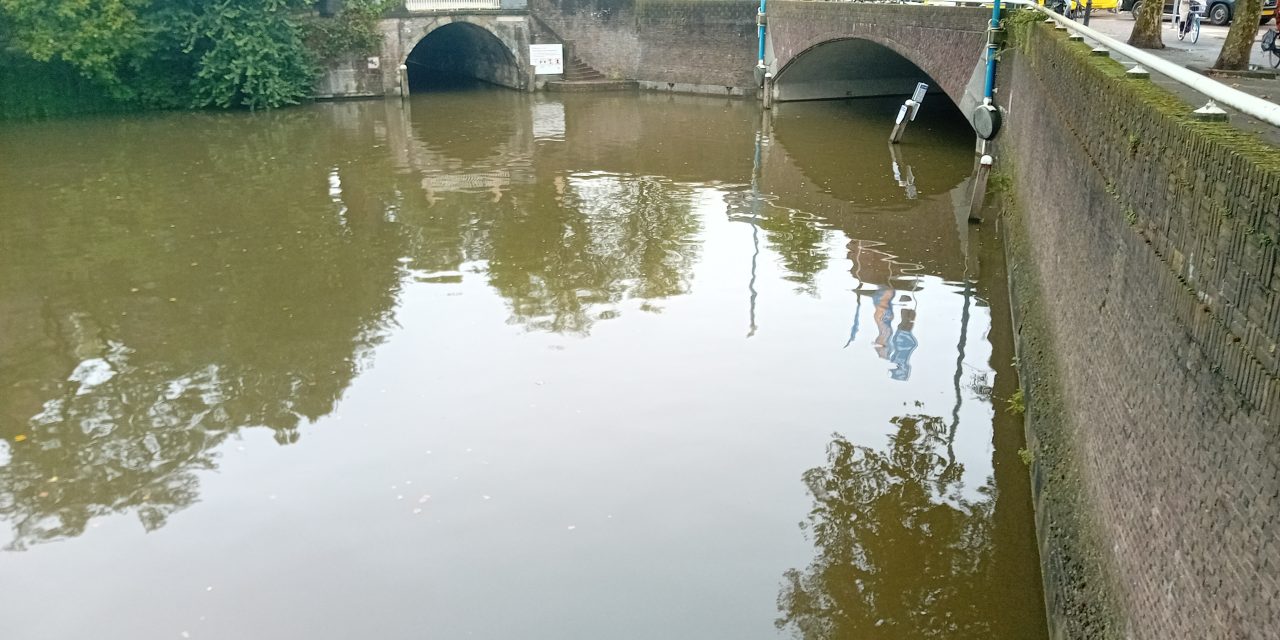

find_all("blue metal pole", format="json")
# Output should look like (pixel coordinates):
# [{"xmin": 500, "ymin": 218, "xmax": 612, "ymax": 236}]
[
  {"xmin": 983, "ymin": 0, "xmax": 1001, "ymax": 99},
  {"xmin": 757, "ymin": 0, "xmax": 767, "ymax": 67}
]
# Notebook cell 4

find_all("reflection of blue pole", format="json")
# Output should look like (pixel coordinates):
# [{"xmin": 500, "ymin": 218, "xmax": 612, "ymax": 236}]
[
  {"xmin": 747, "ymin": 123, "xmax": 763, "ymax": 338},
  {"xmin": 757, "ymin": 0, "xmax": 767, "ymax": 67},
  {"xmin": 983, "ymin": 0, "xmax": 1001, "ymax": 100}
]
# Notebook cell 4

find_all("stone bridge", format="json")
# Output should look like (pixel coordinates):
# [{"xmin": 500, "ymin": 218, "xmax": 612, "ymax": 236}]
[
  {"xmin": 380, "ymin": 1, "xmax": 538, "ymax": 94},
  {"xmin": 318, "ymin": 0, "xmax": 995, "ymax": 120},
  {"xmin": 318, "ymin": 0, "xmax": 541, "ymax": 98},
  {"xmin": 765, "ymin": 2, "xmax": 992, "ymax": 117}
]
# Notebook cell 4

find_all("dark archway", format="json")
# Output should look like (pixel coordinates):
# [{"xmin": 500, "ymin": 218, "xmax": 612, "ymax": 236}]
[
  {"xmin": 773, "ymin": 38, "xmax": 947, "ymax": 105},
  {"xmin": 405, "ymin": 22, "xmax": 523, "ymax": 92}
]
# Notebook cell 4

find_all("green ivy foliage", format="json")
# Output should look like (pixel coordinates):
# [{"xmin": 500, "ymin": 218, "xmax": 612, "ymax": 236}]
[
  {"xmin": 185, "ymin": 0, "xmax": 316, "ymax": 110},
  {"xmin": 300, "ymin": 0, "xmax": 394, "ymax": 63},
  {"xmin": 0, "ymin": 0, "xmax": 384, "ymax": 113}
]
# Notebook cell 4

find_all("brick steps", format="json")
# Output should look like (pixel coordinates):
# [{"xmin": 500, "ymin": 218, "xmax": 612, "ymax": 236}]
[{"xmin": 561, "ymin": 55, "xmax": 605, "ymax": 82}]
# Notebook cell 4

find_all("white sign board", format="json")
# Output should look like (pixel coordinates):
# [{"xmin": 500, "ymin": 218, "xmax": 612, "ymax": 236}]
[
  {"xmin": 912, "ymin": 82, "xmax": 929, "ymax": 104},
  {"xmin": 530, "ymin": 44, "xmax": 564, "ymax": 75}
]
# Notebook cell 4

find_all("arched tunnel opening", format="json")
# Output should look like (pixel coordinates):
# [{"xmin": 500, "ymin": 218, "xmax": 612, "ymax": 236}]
[
  {"xmin": 406, "ymin": 23, "xmax": 523, "ymax": 93},
  {"xmin": 773, "ymin": 38, "xmax": 957, "ymax": 114}
]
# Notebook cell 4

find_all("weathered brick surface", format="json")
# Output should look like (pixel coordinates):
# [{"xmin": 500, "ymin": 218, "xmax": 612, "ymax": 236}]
[
  {"xmin": 767, "ymin": 2, "xmax": 988, "ymax": 106},
  {"xmin": 530, "ymin": 0, "xmax": 758, "ymax": 91},
  {"xmin": 998, "ymin": 21, "xmax": 1280, "ymax": 640},
  {"xmin": 531, "ymin": 1, "xmax": 989, "ymax": 101}
]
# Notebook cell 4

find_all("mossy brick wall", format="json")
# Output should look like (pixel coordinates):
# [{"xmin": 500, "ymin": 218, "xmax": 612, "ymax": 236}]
[
  {"xmin": 767, "ymin": 2, "xmax": 989, "ymax": 107},
  {"xmin": 530, "ymin": 0, "xmax": 757, "ymax": 91},
  {"xmin": 997, "ymin": 18, "xmax": 1280, "ymax": 640}
]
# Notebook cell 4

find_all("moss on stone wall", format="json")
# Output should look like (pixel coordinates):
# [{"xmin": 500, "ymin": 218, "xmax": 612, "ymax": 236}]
[
  {"xmin": 993, "ymin": 170, "xmax": 1126, "ymax": 640},
  {"xmin": 996, "ymin": 13, "xmax": 1280, "ymax": 640}
]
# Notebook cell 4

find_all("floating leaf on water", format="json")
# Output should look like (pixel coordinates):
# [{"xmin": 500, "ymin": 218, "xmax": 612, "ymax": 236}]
[{"xmin": 14, "ymin": 434, "xmax": 27, "ymax": 442}]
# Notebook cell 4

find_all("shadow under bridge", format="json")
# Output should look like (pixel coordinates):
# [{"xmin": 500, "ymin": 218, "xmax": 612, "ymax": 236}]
[
  {"xmin": 773, "ymin": 38, "xmax": 947, "ymax": 104},
  {"xmin": 405, "ymin": 21, "xmax": 526, "ymax": 92}
]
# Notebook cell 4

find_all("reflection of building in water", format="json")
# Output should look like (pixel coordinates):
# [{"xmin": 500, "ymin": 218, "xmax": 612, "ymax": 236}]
[
  {"xmin": 390, "ymin": 94, "xmax": 538, "ymax": 202},
  {"xmin": 847, "ymin": 239, "xmax": 921, "ymax": 381}
]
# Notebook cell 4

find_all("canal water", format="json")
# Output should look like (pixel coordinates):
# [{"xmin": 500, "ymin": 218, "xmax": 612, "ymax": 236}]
[{"xmin": 0, "ymin": 89, "xmax": 1047, "ymax": 639}]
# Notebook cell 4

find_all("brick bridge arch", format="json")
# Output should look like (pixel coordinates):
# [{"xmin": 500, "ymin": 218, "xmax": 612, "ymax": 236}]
[
  {"xmin": 379, "ymin": 14, "xmax": 535, "ymax": 93},
  {"xmin": 767, "ymin": 2, "xmax": 991, "ymax": 117}
]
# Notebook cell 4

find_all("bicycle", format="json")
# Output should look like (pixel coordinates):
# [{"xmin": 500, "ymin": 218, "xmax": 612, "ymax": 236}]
[
  {"xmin": 1262, "ymin": 28, "xmax": 1280, "ymax": 68},
  {"xmin": 1175, "ymin": 10, "xmax": 1200, "ymax": 44}
]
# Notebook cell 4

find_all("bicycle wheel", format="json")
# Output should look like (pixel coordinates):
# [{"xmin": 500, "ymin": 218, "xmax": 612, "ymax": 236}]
[
  {"xmin": 1272, "ymin": 46, "xmax": 1280, "ymax": 68},
  {"xmin": 1191, "ymin": 18, "xmax": 1199, "ymax": 43}
]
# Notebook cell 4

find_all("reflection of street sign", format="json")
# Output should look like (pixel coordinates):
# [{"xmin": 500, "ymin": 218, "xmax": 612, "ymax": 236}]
[{"xmin": 530, "ymin": 44, "xmax": 563, "ymax": 75}]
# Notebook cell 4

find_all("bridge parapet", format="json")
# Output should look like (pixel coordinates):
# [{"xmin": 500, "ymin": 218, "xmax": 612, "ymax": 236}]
[{"xmin": 404, "ymin": 0, "xmax": 526, "ymax": 12}]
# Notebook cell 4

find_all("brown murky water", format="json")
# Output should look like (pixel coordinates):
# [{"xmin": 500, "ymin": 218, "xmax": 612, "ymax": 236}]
[{"xmin": 0, "ymin": 89, "xmax": 1046, "ymax": 639}]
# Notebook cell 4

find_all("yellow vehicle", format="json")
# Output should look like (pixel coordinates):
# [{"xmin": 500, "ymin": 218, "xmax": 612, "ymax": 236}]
[{"xmin": 1071, "ymin": 0, "xmax": 1121, "ymax": 10}]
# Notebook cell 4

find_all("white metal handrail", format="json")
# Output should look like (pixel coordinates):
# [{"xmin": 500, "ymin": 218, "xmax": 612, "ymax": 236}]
[
  {"xmin": 1002, "ymin": 0, "xmax": 1280, "ymax": 126},
  {"xmin": 405, "ymin": 0, "xmax": 500, "ymax": 11}
]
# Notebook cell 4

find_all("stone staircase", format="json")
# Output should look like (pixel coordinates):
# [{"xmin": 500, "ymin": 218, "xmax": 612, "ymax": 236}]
[
  {"xmin": 545, "ymin": 50, "xmax": 638, "ymax": 92},
  {"xmin": 562, "ymin": 54, "xmax": 606, "ymax": 82}
]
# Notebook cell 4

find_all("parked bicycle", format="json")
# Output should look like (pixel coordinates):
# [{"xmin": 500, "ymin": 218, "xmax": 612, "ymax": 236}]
[
  {"xmin": 1262, "ymin": 28, "xmax": 1280, "ymax": 67},
  {"xmin": 1174, "ymin": 2, "xmax": 1202, "ymax": 43}
]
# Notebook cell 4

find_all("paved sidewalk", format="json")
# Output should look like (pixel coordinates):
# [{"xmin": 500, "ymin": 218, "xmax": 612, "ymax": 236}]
[{"xmin": 1059, "ymin": 12, "xmax": 1280, "ymax": 142}]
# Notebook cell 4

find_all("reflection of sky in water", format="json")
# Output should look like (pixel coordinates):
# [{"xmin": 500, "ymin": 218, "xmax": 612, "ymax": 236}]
[{"xmin": 0, "ymin": 94, "xmax": 1040, "ymax": 640}]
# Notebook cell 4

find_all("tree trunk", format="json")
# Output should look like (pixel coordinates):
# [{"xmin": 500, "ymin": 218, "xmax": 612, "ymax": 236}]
[
  {"xmin": 1214, "ymin": 0, "xmax": 1263, "ymax": 69},
  {"xmin": 1128, "ymin": 0, "xmax": 1166, "ymax": 49}
]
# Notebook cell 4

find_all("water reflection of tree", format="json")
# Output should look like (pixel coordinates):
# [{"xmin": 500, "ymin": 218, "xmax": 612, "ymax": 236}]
[
  {"xmin": 0, "ymin": 107, "xmax": 406, "ymax": 550},
  {"xmin": 760, "ymin": 209, "xmax": 829, "ymax": 295},
  {"xmin": 484, "ymin": 175, "xmax": 700, "ymax": 334},
  {"xmin": 777, "ymin": 415, "xmax": 1006, "ymax": 639}
]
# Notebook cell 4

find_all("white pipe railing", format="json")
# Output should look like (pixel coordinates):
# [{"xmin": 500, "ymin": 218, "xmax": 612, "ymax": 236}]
[
  {"xmin": 1002, "ymin": 0, "xmax": 1280, "ymax": 126},
  {"xmin": 405, "ymin": 0, "xmax": 500, "ymax": 11}
]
